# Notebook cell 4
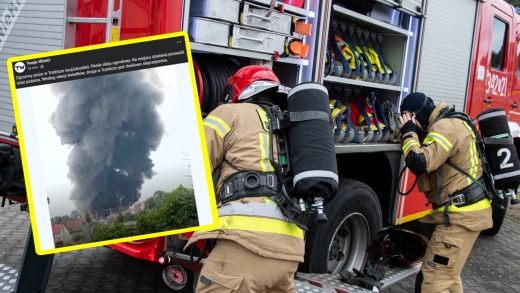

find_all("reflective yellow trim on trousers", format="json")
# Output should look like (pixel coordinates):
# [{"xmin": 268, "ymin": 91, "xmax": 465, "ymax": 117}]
[
  {"xmin": 259, "ymin": 133, "xmax": 274, "ymax": 172},
  {"xmin": 429, "ymin": 198, "xmax": 491, "ymax": 214},
  {"xmin": 468, "ymin": 141, "xmax": 478, "ymax": 185},
  {"xmin": 402, "ymin": 139, "xmax": 420, "ymax": 154},
  {"xmin": 425, "ymin": 132, "xmax": 453, "ymax": 152},
  {"xmin": 216, "ymin": 215, "xmax": 304, "ymax": 239}
]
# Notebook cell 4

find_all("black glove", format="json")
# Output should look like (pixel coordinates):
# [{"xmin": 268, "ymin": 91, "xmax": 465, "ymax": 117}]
[
  {"xmin": 353, "ymin": 268, "xmax": 384, "ymax": 290},
  {"xmin": 339, "ymin": 268, "xmax": 384, "ymax": 290},
  {"xmin": 400, "ymin": 119, "xmax": 419, "ymax": 135},
  {"xmin": 364, "ymin": 263, "xmax": 385, "ymax": 281}
]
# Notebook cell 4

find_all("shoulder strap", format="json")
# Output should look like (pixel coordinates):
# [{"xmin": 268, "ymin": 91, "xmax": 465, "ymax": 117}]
[
  {"xmin": 438, "ymin": 110, "xmax": 501, "ymax": 202},
  {"xmin": 445, "ymin": 160, "xmax": 488, "ymax": 195}
]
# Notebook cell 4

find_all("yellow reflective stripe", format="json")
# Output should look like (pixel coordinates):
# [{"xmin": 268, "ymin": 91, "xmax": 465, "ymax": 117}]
[
  {"xmin": 263, "ymin": 196, "xmax": 276, "ymax": 205},
  {"xmin": 468, "ymin": 141, "xmax": 479, "ymax": 185},
  {"xmin": 203, "ymin": 121, "xmax": 226, "ymax": 138},
  {"xmin": 429, "ymin": 198, "xmax": 491, "ymax": 214},
  {"xmin": 422, "ymin": 138, "xmax": 434, "ymax": 146},
  {"xmin": 217, "ymin": 215, "xmax": 304, "ymax": 239},
  {"xmin": 259, "ymin": 133, "xmax": 274, "ymax": 172},
  {"xmin": 204, "ymin": 115, "xmax": 231, "ymax": 138},
  {"xmin": 463, "ymin": 121, "xmax": 476, "ymax": 139},
  {"xmin": 426, "ymin": 132, "xmax": 453, "ymax": 152},
  {"xmin": 402, "ymin": 140, "xmax": 420, "ymax": 154}
]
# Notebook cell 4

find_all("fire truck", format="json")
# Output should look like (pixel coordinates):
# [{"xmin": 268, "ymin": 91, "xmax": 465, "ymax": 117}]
[{"xmin": 1, "ymin": 0, "xmax": 520, "ymax": 292}]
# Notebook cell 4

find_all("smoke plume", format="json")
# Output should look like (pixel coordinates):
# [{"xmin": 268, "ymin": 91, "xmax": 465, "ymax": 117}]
[{"xmin": 49, "ymin": 70, "xmax": 165, "ymax": 213}]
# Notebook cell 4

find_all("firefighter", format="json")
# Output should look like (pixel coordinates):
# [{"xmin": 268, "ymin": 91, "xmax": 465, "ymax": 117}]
[
  {"xmin": 185, "ymin": 66, "xmax": 305, "ymax": 293},
  {"xmin": 397, "ymin": 92, "xmax": 493, "ymax": 293}
]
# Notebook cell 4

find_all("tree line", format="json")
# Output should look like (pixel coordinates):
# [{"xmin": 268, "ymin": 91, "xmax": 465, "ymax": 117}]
[
  {"xmin": 505, "ymin": 0, "xmax": 520, "ymax": 7},
  {"xmin": 91, "ymin": 185, "xmax": 199, "ymax": 242},
  {"xmin": 51, "ymin": 210, "xmax": 81, "ymax": 224}
]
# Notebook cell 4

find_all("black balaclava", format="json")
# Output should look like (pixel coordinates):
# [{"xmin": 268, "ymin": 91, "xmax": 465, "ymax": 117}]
[{"xmin": 400, "ymin": 92, "xmax": 436, "ymax": 129}]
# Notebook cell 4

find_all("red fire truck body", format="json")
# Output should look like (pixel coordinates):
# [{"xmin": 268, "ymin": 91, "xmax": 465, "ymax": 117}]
[{"xmin": 2, "ymin": 0, "xmax": 520, "ymax": 291}]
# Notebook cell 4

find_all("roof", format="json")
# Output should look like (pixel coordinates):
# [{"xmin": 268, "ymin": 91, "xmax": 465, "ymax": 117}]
[
  {"xmin": 52, "ymin": 224, "xmax": 64, "ymax": 235},
  {"xmin": 107, "ymin": 213, "xmax": 119, "ymax": 221},
  {"xmin": 64, "ymin": 218, "xmax": 82, "ymax": 231},
  {"xmin": 134, "ymin": 202, "xmax": 146, "ymax": 213}
]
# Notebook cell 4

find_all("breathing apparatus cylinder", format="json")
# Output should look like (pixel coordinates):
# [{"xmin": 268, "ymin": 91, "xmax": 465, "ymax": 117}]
[
  {"xmin": 477, "ymin": 108, "xmax": 520, "ymax": 190},
  {"xmin": 286, "ymin": 82, "xmax": 339, "ymax": 219}
]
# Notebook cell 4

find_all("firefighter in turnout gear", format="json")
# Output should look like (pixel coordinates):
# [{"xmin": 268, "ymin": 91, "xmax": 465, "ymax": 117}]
[
  {"xmin": 185, "ymin": 66, "xmax": 305, "ymax": 293},
  {"xmin": 397, "ymin": 92, "xmax": 492, "ymax": 293}
]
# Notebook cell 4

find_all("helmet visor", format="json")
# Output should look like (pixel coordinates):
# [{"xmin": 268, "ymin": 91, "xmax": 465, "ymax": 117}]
[{"xmin": 237, "ymin": 80, "xmax": 281, "ymax": 101}]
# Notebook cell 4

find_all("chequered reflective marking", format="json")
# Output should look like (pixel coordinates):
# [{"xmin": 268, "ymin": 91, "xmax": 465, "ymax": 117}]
[{"xmin": 0, "ymin": 263, "xmax": 18, "ymax": 293}]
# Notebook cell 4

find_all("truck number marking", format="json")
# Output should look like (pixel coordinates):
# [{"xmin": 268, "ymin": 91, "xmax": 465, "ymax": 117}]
[
  {"xmin": 485, "ymin": 73, "xmax": 507, "ymax": 97},
  {"xmin": 498, "ymin": 148, "xmax": 514, "ymax": 169}
]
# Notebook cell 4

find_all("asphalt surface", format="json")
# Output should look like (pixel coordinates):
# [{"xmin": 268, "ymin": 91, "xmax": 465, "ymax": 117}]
[{"xmin": 1, "ymin": 202, "xmax": 520, "ymax": 293}]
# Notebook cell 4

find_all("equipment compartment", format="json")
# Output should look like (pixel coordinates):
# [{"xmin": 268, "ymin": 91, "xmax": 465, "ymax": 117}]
[
  {"xmin": 322, "ymin": 4, "xmax": 414, "ymax": 94},
  {"xmin": 188, "ymin": 17, "xmax": 300, "ymax": 55},
  {"xmin": 240, "ymin": 2, "xmax": 295, "ymax": 35},
  {"xmin": 189, "ymin": 0, "xmax": 241, "ymax": 24},
  {"xmin": 188, "ymin": 17, "xmax": 233, "ymax": 48},
  {"xmin": 230, "ymin": 24, "xmax": 294, "ymax": 54}
]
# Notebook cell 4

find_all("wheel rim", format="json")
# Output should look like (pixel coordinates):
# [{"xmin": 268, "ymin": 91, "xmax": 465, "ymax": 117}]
[
  {"xmin": 327, "ymin": 212, "xmax": 370, "ymax": 274},
  {"xmin": 162, "ymin": 265, "xmax": 187, "ymax": 290}
]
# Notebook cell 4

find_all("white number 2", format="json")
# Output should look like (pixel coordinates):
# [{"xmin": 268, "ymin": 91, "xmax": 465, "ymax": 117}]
[{"xmin": 498, "ymin": 148, "xmax": 514, "ymax": 169}]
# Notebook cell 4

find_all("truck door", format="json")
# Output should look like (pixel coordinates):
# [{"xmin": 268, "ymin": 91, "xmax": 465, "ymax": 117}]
[
  {"xmin": 478, "ymin": 5, "xmax": 513, "ymax": 114},
  {"xmin": 509, "ymin": 21, "xmax": 520, "ymax": 125}
]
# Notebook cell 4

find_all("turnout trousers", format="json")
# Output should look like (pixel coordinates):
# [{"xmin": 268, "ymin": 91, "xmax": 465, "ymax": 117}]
[
  {"xmin": 415, "ymin": 223, "xmax": 480, "ymax": 293},
  {"xmin": 195, "ymin": 239, "xmax": 300, "ymax": 293}
]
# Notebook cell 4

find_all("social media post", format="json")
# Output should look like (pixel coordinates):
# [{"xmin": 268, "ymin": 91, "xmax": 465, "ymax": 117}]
[{"xmin": 7, "ymin": 33, "xmax": 219, "ymax": 255}]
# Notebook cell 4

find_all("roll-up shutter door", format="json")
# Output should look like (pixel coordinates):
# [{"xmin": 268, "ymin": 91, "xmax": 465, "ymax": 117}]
[
  {"xmin": 0, "ymin": 0, "xmax": 65, "ymax": 133},
  {"xmin": 415, "ymin": 0, "xmax": 478, "ymax": 112}
]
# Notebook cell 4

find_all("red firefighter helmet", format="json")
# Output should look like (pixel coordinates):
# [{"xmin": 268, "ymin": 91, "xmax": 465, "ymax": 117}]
[{"xmin": 221, "ymin": 65, "xmax": 290, "ymax": 104}]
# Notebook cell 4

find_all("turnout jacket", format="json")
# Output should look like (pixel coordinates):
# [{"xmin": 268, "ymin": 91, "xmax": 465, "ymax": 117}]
[
  {"xmin": 401, "ymin": 101, "xmax": 492, "ymax": 231},
  {"xmin": 184, "ymin": 103, "xmax": 305, "ymax": 262}
]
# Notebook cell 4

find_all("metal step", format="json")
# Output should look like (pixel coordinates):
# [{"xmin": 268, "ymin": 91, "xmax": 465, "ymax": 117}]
[
  {"xmin": 295, "ymin": 279, "xmax": 336, "ymax": 293},
  {"xmin": 295, "ymin": 263, "xmax": 421, "ymax": 293}
]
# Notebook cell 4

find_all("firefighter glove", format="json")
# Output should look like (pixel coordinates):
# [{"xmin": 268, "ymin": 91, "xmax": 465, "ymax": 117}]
[{"xmin": 400, "ymin": 119, "xmax": 419, "ymax": 136}]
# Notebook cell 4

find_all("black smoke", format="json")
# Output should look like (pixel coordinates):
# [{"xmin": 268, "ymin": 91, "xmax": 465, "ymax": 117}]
[{"xmin": 49, "ymin": 70, "xmax": 165, "ymax": 213}]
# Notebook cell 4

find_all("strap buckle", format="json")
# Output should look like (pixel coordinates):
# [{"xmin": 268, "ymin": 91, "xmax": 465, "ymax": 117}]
[
  {"xmin": 220, "ymin": 182, "xmax": 235, "ymax": 199},
  {"xmin": 266, "ymin": 174, "xmax": 275, "ymax": 188},
  {"xmin": 450, "ymin": 194, "xmax": 466, "ymax": 205}
]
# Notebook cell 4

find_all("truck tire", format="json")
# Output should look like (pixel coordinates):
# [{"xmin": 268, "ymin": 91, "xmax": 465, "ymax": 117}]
[
  {"xmin": 481, "ymin": 197, "xmax": 509, "ymax": 236},
  {"xmin": 300, "ymin": 178, "xmax": 383, "ymax": 274}
]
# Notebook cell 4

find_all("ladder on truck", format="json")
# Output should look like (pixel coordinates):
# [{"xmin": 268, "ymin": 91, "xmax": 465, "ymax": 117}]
[
  {"xmin": 65, "ymin": 0, "xmax": 123, "ymax": 47},
  {"xmin": 10, "ymin": 2, "xmax": 124, "ymax": 292}
]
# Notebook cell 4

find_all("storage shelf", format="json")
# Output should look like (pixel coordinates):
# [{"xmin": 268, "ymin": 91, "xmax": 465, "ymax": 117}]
[
  {"xmin": 335, "ymin": 142, "xmax": 401, "ymax": 153},
  {"xmin": 323, "ymin": 75, "xmax": 408, "ymax": 92},
  {"xmin": 332, "ymin": 4, "xmax": 413, "ymax": 37},
  {"xmin": 248, "ymin": 0, "xmax": 315, "ymax": 18},
  {"xmin": 373, "ymin": 0, "xmax": 423, "ymax": 18},
  {"xmin": 189, "ymin": 42, "xmax": 309, "ymax": 66}
]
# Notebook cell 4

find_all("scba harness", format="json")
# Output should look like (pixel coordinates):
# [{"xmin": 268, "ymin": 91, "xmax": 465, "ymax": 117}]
[
  {"xmin": 218, "ymin": 171, "xmax": 280, "ymax": 204},
  {"xmin": 215, "ymin": 82, "xmax": 339, "ymax": 232},
  {"xmin": 430, "ymin": 107, "xmax": 520, "ymax": 226}
]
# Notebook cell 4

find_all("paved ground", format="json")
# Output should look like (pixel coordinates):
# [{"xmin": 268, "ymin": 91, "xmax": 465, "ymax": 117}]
[
  {"xmin": 1, "ymin": 201, "xmax": 520, "ymax": 293},
  {"xmin": 381, "ymin": 203, "xmax": 520, "ymax": 293}
]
